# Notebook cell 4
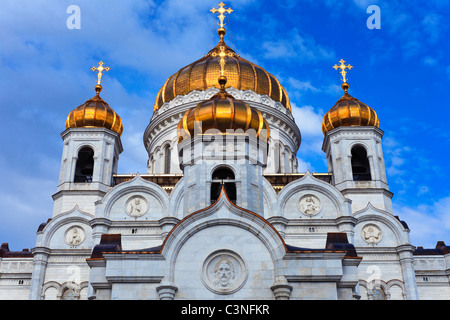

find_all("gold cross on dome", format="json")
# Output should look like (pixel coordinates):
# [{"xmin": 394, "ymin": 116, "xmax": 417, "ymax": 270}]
[
  {"xmin": 91, "ymin": 61, "xmax": 110, "ymax": 85},
  {"xmin": 211, "ymin": 45, "xmax": 235, "ymax": 76},
  {"xmin": 210, "ymin": 2, "xmax": 233, "ymax": 28},
  {"xmin": 333, "ymin": 59, "xmax": 353, "ymax": 84}
]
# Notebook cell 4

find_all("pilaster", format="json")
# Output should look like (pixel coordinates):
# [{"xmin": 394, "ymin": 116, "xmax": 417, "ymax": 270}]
[
  {"xmin": 396, "ymin": 244, "xmax": 419, "ymax": 300},
  {"xmin": 29, "ymin": 247, "xmax": 51, "ymax": 300}
]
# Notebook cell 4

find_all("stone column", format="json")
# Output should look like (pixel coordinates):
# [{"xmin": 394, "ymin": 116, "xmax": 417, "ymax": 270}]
[
  {"xmin": 266, "ymin": 217, "xmax": 288, "ymax": 239},
  {"xmin": 89, "ymin": 218, "xmax": 112, "ymax": 245},
  {"xmin": 29, "ymin": 247, "xmax": 51, "ymax": 300},
  {"xmin": 159, "ymin": 217, "xmax": 180, "ymax": 239},
  {"xmin": 396, "ymin": 244, "xmax": 419, "ymax": 300}
]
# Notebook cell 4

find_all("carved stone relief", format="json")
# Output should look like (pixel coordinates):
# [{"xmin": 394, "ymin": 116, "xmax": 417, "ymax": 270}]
[
  {"xmin": 65, "ymin": 226, "xmax": 85, "ymax": 246},
  {"xmin": 361, "ymin": 224, "xmax": 382, "ymax": 245},
  {"xmin": 298, "ymin": 195, "xmax": 321, "ymax": 217},
  {"xmin": 201, "ymin": 250, "xmax": 248, "ymax": 295},
  {"xmin": 125, "ymin": 196, "xmax": 148, "ymax": 218}
]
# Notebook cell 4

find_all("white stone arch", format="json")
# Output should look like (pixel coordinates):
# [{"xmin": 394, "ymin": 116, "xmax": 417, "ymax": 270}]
[
  {"xmin": 73, "ymin": 142, "xmax": 97, "ymax": 156},
  {"xmin": 347, "ymin": 141, "xmax": 374, "ymax": 180},
  {"xmin": 208, "ymin": 163, "xmax": 237, "ymax": 179},
  {"xmin": 387, "ymin": 279, "xmax": 406, "ymax": 300},
  {"xmin": 153, "ymin": 145, "xmax": 161, "ymax": 157},
  {"xmin": 360, "ymin": 278, "xmax": 405, "ymax": 300},
  {"xmin": 95, "ymin": 174, "xmax": 170, "ymax": 219},
  {"xmin": 347, "ymin": 140, "xmax": 371, "ymax": 157},
  {"xmin": 59, "ymin": 281, "xmax": 80, "ymax": 300},
  {"xmin": 277, "ymin": 171, "xmax": 352, "ymax": 219},
  {"xmin": 354, "ymin": 203, "xmax": 410, "ymax": 247},
  {"xmin": 39, "ymin": 206, "xmax": 92, "ymax": 248},
  {"xmin": 283, "ymin": 145, "xmax": 293, "ymax": 173},
  {"xmin": 160, "ymin": 189, "xmax": 287, "ymax": 285},
  {"xmin": 359, "ymin": 279, "xmax": 390, "ymax": 300},
  {"xmin": 148, "ymin": 153, "xmax": 155, "ymax": 173},
  {"xmin": 159, "ymin": 140, "xmax": 172, "ymax": 174},
  {"xmin": 262, "ymin": 176, "xmax": 278, "ymax": 218},
  {"xmin": 152, "ymin": 146, "xmax": 162, "ymax": 172},
  {"xmin": 41, "ymin": 280, "xmax": 89, "ymax": 300},
  {"xmin": 41, "ymin": 281, "xmax": 60, "ymax": 300},
  {"xmin": 71, "ymin": 143, "xmax": 97, "ymax": 182},
  {"xmin": 168, "ymin": 177, "xmax": 185, "ymax": 219}
]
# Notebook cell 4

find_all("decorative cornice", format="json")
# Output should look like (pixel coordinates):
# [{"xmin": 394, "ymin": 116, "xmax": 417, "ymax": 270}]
[
  {"xmin": 144, "ymin": 87, "xmax": 301, "ymax": 152},
  {"xmin": 321, "ymin": 125, "xmax": 384, "ymax": 153}
]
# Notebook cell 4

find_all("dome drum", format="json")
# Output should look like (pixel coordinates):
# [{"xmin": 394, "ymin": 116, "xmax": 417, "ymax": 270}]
[{"xmin": 176, "ymin": 89, "xmax": 270, "ymax": 144}]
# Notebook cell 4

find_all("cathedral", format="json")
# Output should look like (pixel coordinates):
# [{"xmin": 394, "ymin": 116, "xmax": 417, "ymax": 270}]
[{"xmin": 0, "ymin": 3, "xmax": 449, "ymax": 300}]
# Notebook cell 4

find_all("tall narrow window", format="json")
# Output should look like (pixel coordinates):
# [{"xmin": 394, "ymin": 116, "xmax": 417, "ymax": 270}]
[
  {"xmin": 164, "ymin": 145, "xmax": 171, "ymax": 174},
  {"xmin": 61, "ymin": 288, "xmax": 74, "ymax": 300},
  {"xmin": 210, "ymin": 167, "xmax": 236, "ymax": 204},
  {"xmin": 74, "ymin": 147, "xmax": 94, "ymax": 183},
  {"xmin": 373, "ymin": 288, "xmax": 386, "ymax": 300},
  {"xmin": 351, "ymin": 145, "xmax": 371, "ymax": 181}
]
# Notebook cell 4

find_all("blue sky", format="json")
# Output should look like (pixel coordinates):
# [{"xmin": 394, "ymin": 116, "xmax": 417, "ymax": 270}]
[{"xmin": 0, "ymin": 0, "xmax": 449, "ymax": 251}]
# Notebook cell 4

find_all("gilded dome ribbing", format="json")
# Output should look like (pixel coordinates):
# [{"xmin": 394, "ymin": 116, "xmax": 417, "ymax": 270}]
[
  {"xmin": 321, "ymin": 83, "xmax": 379, "ymax": 134},
  {"xmin": 177, "ymin": 77, "xmax": 270, "ymax": 143},
  {"xmin": 154, "ymin": 38, "xmax": 291, "ymax": 113},
  {"xmin": 65, "ymin": 85, "xmax": 123, "ymax": 136}
]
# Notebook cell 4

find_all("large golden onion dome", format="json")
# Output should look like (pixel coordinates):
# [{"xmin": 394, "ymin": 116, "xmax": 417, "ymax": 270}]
[
  {"xmin": 321, "ymin": 82, "xmax": 379, "ymax": 135},
  {"xmin": 154, "ymin": 27, "xmax": 291, "ymax": 113},
  {"xmin": 65, "ymin": 84, "xmax": 123, "ymax": 136},
  {"xmin": 177, "ymin": 76, "xmax": 270, "ymax": 143}
]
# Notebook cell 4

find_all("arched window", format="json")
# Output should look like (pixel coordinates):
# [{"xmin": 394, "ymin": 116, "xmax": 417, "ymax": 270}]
[
  {"xmin": 373, "ymin": 288, "xmax": 386, "ymax": 300},
  {"xmin": 351, "ymin": 145, "xmax": 371, "ymax": 181},
  {"xmin": 74, "ymin": 147, "xmax": 94, "ymax": 182},
  {"xmin": 61, "ymin": 288, "xmax": 74, "ymax": 300},
  {"xmin": 164, "ymin": 144, "xmax": 171, "ymax": 174},
  {"xmin": 210, "ymin": 167, "xmax": 236, "ymax": 204}
]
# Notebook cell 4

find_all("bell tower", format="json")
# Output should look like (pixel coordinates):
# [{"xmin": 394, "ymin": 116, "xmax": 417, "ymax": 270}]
[
  {"xmin": 52, "ymin": 62, "xmax": 123, "ymax": 217},
  {"xmin": 177, "ymin": 75, "xmax": 269, "ymax": 215},
  {"xmin": 321, "ymin": 60, "xmax": 391, "ymax": 213},
  {"xmin": 176, "ymin": 11, "xmax": 270, "ymax": 216}
]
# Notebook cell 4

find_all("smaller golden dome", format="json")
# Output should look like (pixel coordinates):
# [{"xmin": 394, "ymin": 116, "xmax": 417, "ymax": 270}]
[
  {"xmin": 321, "ymin": 83, "xmax": 379, "ymax": 135},
  {"xmin": 65, "ymin": 85, "xmax": 123, "ymax": 136},
  {"xmin": 177, "ymin": 77, "xmax": 270, "ymax": 143}
]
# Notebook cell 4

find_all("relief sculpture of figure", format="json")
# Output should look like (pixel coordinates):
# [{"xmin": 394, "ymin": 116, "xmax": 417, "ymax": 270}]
[
  {"xmin": 299, "ymin": 195, "xmax": 321, "ymax": 216},
  {"xmin": 66, "ymin": 227, "xmax": 83, "ymax": 246},
  {"xmin": 129, "ymin": 198, "xmax": 142, "ymax": 216},
  {"xmin": 213, "ymin": 259, "xmax": 235, "ymax": 288},
  {"xmin": 362, "ymin": 225, "xmax": 382, "ymax": 244}
]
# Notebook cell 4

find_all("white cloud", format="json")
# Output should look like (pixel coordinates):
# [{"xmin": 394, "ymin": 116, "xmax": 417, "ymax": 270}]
[
  {"xmin": 291, "ymin": 103, "xmax": 324, "ymax": 138},
  {"xmin": 290, "ymin": 103, "xmax": 328, "ymax": 172},
  {"xmin": 394, "ymin": 196, "xmax": 450, "ymax": 248},
  {"xmin": 296, "ymin": 158, "xmax": 314, "ymax": 172},
  {"xmin": 287, "ymin": 78, "xmax": 319, "ymax": 93},
  {"xmin": 261, "ymin": 30, "xmax": 335, "ymax": 62}
]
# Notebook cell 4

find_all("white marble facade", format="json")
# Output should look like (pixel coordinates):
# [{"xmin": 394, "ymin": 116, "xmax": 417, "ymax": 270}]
[{"xmin": 1, "ymin": 52, "xmax": 449, "ymax": 303}]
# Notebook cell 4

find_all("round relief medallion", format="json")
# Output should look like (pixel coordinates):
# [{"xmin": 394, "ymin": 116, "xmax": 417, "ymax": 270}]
[
  {"xmin": 361, "ymin": 224, "xmax": 382, "ymax": 245},
  {"xmin": 65, "ymin": 226, "xmax": 85, "ymax": 246},
  {"xmin": 298, "ymin": 194, "xmax": 321, "ymax": 217},
  {"xmin": 201, "ymin": 250, "xmax": 248, "ymax": 295},
  {"xmin": 125, "ymin": 196, "xmax": 148, "ymax": 217}
]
